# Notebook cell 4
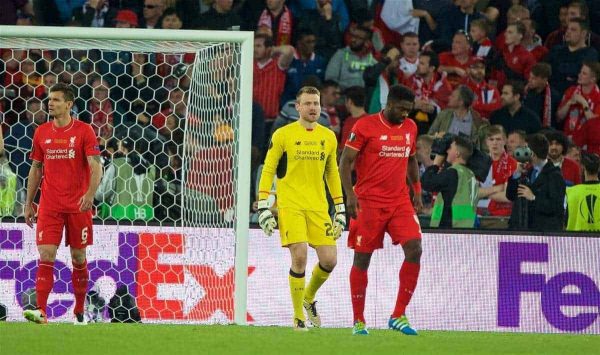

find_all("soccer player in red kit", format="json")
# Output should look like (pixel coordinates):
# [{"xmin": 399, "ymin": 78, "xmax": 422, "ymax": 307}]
[
  {"xmin": 23, "ymin": 83, "xmax": 102, "ymax": 325},
  {"xmin": 339, "ymin": 84, "xmax": 423, "ymax": 336}
]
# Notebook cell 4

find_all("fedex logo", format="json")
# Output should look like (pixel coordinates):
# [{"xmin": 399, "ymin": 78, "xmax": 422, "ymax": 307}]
[
  {"xmin": 497, "ymin": 242, "xmax": 600, "ymax": 332},
  {"xmin": 0, "ymin": 228, "xmax": 252, "ymax": 322}
]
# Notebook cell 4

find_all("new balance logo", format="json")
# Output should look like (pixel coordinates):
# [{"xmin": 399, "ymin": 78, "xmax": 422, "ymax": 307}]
[
  {"xmin": 379, "ymin": 135, "xmax": 388, "ymax": 141},
  {"xmin": 45, "ymin": 139, "xmax": 51, "ymax": 144}
]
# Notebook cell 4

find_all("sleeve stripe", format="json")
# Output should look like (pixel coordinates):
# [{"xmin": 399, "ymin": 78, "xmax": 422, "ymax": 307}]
[{"xmin": 344, "ymin": 144, "xmax": 360, "ymax": 151}]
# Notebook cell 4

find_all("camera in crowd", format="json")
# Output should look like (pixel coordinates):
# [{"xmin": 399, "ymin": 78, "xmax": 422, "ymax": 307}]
[
  {"xmin": 513, "ymin": 146, "xmax": 533, "ymax": 163},
  {"xmin": 431, "ymin": 133, "xmax": 492, "ymax": 182}
]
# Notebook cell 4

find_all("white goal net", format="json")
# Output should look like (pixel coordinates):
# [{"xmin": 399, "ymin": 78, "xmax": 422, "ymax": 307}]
[{"xmin": 0, "ymin": 26, "xmax": 252, "ymax": 324}]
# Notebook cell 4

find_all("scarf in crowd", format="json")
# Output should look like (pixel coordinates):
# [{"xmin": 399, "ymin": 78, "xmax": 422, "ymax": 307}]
[
  {"xmin": 475, "ymin": 37, "xmax": 492, "ymax": 58},
  {"xmin": 542, "ymin": 84, "xmax": 552, "ymax": 128},
  {"xmin": 258, "ymin": 6, "xmax": 293, "ymax": 45},
  {"xmin": 410, "ymin": 73, "xmax": 443, "ymax": 122}
]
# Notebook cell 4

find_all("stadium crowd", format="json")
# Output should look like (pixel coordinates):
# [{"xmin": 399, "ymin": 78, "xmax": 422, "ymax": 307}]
[{"xmin": 1, "ymin": 0, "xmax": 600, "ymax": 231}]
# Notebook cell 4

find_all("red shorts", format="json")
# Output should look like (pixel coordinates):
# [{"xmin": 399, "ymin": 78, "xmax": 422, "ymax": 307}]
[
  {"xmin": 348, "ymin": 201, "xmax": 421, "ymax": 253},
  {"xmin": 36, "ymin": 209, "xmax": 93, "ymax": 248}
]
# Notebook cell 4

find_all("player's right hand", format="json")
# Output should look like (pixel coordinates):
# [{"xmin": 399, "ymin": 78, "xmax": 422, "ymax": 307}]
[
  {"xmin": 346, "ymin": 193, "xmax": 359, "ymax": 219},
  {"xmin": 24, "ymin": 204, "xmax": 35, "ymax": 228},
  {"xmin": 257, "ymin": 200, "xmax": 277, "ymax": 237}
]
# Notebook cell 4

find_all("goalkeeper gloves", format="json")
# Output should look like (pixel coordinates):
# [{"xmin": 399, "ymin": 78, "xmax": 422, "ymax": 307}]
[
  {"xmin": 332, "ymin": 203, "xmax": 346, "ymax": 240},
  {"xmin": 257, "ymin": 200, "xmax": 277, "ymax": 237}
]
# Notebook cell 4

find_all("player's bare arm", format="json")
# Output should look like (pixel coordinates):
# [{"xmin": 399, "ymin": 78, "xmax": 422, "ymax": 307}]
[
  {"xmin": 407, "ymin": 154, "xmax": 423, "ymax": 213},
  {"xmin": 79, "ymin": 155, "xmax": 103, "ymax": 212},
  {"xmin": 339, "ymin": 146, "xmax": 359, "ymax": 218},
  {"xmin": 24, "ymin": 160, "xmax": 43, "ymax": 228}
]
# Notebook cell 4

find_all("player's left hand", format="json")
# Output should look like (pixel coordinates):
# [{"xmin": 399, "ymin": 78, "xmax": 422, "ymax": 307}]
[
  {"xmin": 412, "ymin": 193, "xmax": 423, "ymax": 213},
  {"xmin": 332, "ymin": 203, "xmax": 346, "ymax": 240},
  {"xmin": 79, "ymin": 192, "xmax": 94, "ymax": 211}
]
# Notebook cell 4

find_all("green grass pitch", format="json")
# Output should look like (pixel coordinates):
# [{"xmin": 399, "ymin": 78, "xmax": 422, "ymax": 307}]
[{"xmin": 1, "ymin": 323, "xmax": 598, "ymax": 355}]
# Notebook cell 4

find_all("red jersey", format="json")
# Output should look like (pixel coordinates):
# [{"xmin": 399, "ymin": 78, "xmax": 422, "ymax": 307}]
[
  {"xmin": 253, "ymin": 58, "xmax": 286, "ymax": 120},
  {"xmin": 340, "ymin": 113, "xmax": 368, "ymax": 147},
  {"xmin": 502, "ymin": 44, "xmax": 536, "ymax": 79},
  {"xmin": 30, "ymin": 119, "xmax": 100, "ymax": 213},
  {"xmin": 574, "ymin": 118, "xmax": 600, "ymax": 155},
  {"xmin": 439, "ymin": 52, "xmax": 473, "ymax": 88},
  {"xmin": 345, "ymin": 112, "xmax": 417, "ymax": 207},
  {"xmin": 465, "ymin": 78, "xmax": 502, "ymax": 119},
  {"xmin": 559, "ymin": 84, "xmax": 600, "ymax": 138},
  {"xmin": 559, "ymin": 157, "xmax": 582, "ymax": 186},
  {"xmin": 487, "ymin": 152, "xmax": 517, "ymax": 216}
]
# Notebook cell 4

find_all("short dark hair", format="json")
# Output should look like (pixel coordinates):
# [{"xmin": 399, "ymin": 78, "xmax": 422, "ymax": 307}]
[
  {"xmin": 49, "ymin": 83, "xmax": 75, "ymax": 103},
  {"xmin": 296, "ymin": 86, "xmax": 320, "ymax": 100},
  {"xmin": 387, "ymin": 84, "xmax": 415, "ymax": 103},
  {"xmin": 569, "ymin": 0, "xmax": 590, "ymax": 20},
  {"xmin": 402, "ymin": 32, "xmax": 419, "ymax": 41},
  {"xmin": 544, "ymin": 130, "xmax": 569, "ymax": 151},
  {"xmin": 527, "ymin": 133, "xmax": 549, "ymax": 159},
  {"xmin": 531, "ymin": 62, "xmax": 552, "ymax": 79},
  {"xmin": 470, "ymin": 19, "xmax": 491, "ymax": 35},
  {"xmin": 344, "ymin": 86, "xmax": 366, "ymax": 108},
  {"xmin": 321, "ymin": 79, "xmax": 339, "ymax": 90},
  {"xmin": 569, "ymin": 17, "xmax": 590, "ymax": 31},
  {"xmin": 419, "ymin": 50, "xmax": 439, "ymax": 70},
  {"xmin": 453, "ymin": 135, "xmax": 473, "ymax": 161},
  {"xmin": 509, "ymin": 129, "xmax": 527, "ymax": 141},
  {"xmin": 254, "ymin": 32, "xmax": 274, "ymax": 48},
  {"xmin": 583, "ymin": 60, "xmax": 600, "ymax": 82},
  {"xmin": 581, "ymin": 152, "xmax": 600, "ymax": 174},
  {"xmin": 504, "ymin": 80, "xmax": 526, "ymax": 98},
  {"xmin": 294, "ymin": 28, "xmax": 316, "ymax": 44},
  {"xmin": 354, "ymin": 25, "xmax": 373, "ymax": 39},
  {"xmin": 456, "ymin": 85, "xmax": 476, "ymax": 108}
]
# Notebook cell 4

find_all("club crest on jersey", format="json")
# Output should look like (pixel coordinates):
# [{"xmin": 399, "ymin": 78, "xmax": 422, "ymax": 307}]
[
  {"xmin": 69, "ymin": 136, "xmax": 76, "ymax": 147},
  {"xmin": 348, "ymin": 133, "xmax": 356, "ymax": 142},
  {"xmin": 405, "ymin": 133, "xmax": 410, "ymax": 144}
]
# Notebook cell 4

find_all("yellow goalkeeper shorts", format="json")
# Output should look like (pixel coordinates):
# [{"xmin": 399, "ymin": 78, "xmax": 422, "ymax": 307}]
[{"xmin": 277, "ymin": 208, "xmax": 336, "ymax": 248}]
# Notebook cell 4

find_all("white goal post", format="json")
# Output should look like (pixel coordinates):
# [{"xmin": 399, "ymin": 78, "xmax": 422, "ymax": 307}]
[{"xmin": 0, "ymin": 25, "xmax": 253, "ymax": 325}]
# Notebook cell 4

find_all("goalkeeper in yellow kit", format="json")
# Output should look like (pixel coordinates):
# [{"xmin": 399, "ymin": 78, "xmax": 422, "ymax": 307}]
[{"xmin": 257, "ymin": 86, "xmax": 345, "ymax": 331}]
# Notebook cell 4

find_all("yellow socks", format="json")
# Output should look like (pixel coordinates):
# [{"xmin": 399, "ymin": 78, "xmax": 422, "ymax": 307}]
[
  {"xmin": 289, "ymin": 270, "xmax": 306, "ymax": 321},
  {"xmin": 304, "ymin": 263, "xmax": 332, "ymax": 303}
]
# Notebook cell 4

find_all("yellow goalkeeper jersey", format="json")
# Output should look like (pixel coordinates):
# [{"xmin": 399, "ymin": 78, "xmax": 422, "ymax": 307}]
[{"xmin": 258, "ymin": 121, "xmax": 344, "ymax": 212}]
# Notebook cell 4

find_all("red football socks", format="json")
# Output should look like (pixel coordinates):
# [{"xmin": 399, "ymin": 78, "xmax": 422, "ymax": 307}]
[
  {"xmin": 36, "ymin": 261, "xmax": 55, "ymax": 313},
  {"xmin": 72, "ymin": 261, "xmax": 89, "ymax": 314},
  {"xmin": 391, "ymin": 261, "xmax": 420, "ymax": 318},
  {"xmin": 350, "ymin": 266, "xmax": 368, "ymax": 323}
]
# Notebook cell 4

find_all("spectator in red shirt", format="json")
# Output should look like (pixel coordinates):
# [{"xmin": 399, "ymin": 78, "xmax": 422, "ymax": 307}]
[
  {"xmin": 340, "ymin": 86, "xmax": 367, "ymax": 152},
  {"xmin": 494, "ymin": 4, "xmax": 530, "ymax": 53},
  {"xmin": 439, "ymin": 30, "xmax": 474, "ymax": 88},
  {"xmin": 464, "ymin": 58, "xmax": 501, "ymax": 120},
  {"xmin": 480, "ymin": 125, "xmax": 517, "ymax": 216},
  {"xmin": 545, "ymin": 130, "xmax": 582, "ymax": 186},
  {"xmin": 252, "ymin": 33, "xmax": 294, "ymax": 138},
  {"xmin": 493, "ymin": 22, "xmax": 537, "ymax": 87},
  {"xmin": 521, "ymin": 19, "xmax": 548, "ymax": 62},
  {"xmin": 543, "ymin": 3, "xmax": 569, "ymax": 50},
  {"xmin": 404, "ymin": 50, "xmax": 453, "ymax": 134},
  {"xmin": 152, "ymin": 87, "xmax": 186, "ymax": 129},
  {"xmin": 557, "ymin": 61, "xmax": 600, "ymax": 139},
  {"xmin": 573, "ymin": 61, "xmax": 600, "ymax": 155}
]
